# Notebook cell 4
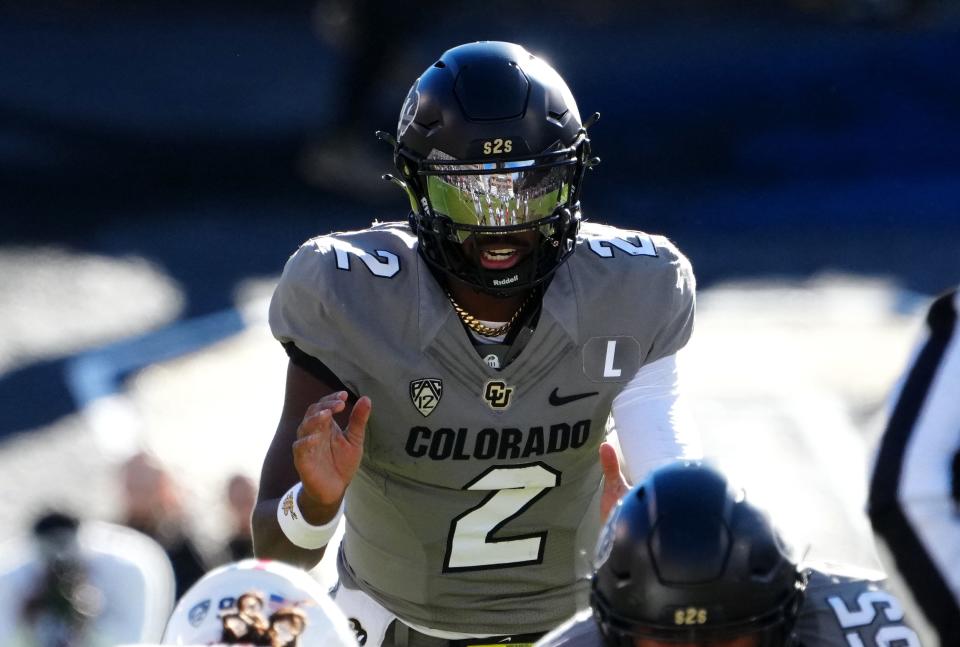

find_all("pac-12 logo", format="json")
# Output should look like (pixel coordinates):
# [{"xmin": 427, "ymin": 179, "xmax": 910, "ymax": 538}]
[
  {"xmin": 483, "ymin": 380, "xmax": 513, "ymax": 409},
  {"xmin": 410, "ymin": 378, "xmax": 443, "ymax": 417}
]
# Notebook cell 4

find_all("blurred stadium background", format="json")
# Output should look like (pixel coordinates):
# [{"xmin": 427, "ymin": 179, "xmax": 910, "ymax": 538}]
[{"xmin": 2, "ymin": 0, "xmax": 959, "ymax": 644}]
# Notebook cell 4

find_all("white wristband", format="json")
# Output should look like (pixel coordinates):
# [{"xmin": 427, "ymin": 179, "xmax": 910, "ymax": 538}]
[{"xmin": 276, "ymin": 482, "xmax": 343, "ymax": 550}]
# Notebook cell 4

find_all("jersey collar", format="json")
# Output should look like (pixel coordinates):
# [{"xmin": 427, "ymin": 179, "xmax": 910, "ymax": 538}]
[{"xmin": 416, "ymin": 253, "xmax": 580, "ymax": 350}]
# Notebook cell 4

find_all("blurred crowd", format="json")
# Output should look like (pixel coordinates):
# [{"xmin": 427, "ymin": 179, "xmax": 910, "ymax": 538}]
[{"xmin": 0, "ymin": 452, "xmax": 258, "ymax": 646}]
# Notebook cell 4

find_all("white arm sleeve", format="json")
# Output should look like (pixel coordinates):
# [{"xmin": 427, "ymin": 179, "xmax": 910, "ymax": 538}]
[{"xmin": 611, "ymin": 352, "xmax": 702, "ymax": 484}]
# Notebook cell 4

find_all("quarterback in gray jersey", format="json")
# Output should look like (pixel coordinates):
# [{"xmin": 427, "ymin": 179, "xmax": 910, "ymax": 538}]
[
  {"xmin": 537, "ymin": 462, "xmax": 922, "ymax": 647},
  {"xmin": 252, "ymin": 41, "xmax": 698, "ymax": 646}
]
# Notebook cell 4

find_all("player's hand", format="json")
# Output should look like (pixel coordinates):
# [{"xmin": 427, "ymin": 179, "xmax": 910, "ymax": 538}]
[
  {"xmin": 599, "ymin": 441, "xmax": 629, "ymax": 522},
  {"xmin": 292, "ymin": 391, "xmax": 371, "ymax": 521}
]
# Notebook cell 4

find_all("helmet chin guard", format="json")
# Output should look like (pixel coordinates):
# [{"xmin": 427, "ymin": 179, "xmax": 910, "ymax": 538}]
[
  {"xmin": 382, "ymin": 41, "xmax": 598, "ymax": 295},
  {"xmin": 422, "ymin": 204, "xmax": 581, "ymax": 296}
]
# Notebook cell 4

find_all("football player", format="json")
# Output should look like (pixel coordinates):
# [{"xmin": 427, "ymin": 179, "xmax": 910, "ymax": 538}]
[
  {"xmin": 252, "ymin": 41, "xmax": 700, "ymax": 646},
  {"xmin": 536, "ymin": 461, "xmax": 922, "ymax": 647},
  {"xmin": 160, "ymin": 558, "xmax": 356, "ymax": 646},
  {"xmin": 868, "ymin": 286, "xmax": 960, "ymax": 645}
]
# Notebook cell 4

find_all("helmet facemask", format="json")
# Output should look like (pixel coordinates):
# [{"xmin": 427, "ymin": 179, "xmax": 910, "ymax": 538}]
[{"xmin": 407, "ymin": 145, "xmax": 586, "ymax": 295}]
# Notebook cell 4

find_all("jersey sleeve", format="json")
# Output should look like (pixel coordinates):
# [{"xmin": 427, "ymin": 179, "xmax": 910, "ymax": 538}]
[
  {"xmin": 608, "ymin": 237, "xmax": 699, "ymax": 484},
  {"xmin": 611, "ymin": 353, "xmax": 702, "ymax": 483},
  {"xmin": 645, "ymin": 237, "xmax": 696, "ymax": 366},
  {"xmin": 270, "ymin": 241, "xmax": 329, "ymax": 356},
  {"xmin": 268, "ymin": 239, "xmax": 362, "ymax": 389}
]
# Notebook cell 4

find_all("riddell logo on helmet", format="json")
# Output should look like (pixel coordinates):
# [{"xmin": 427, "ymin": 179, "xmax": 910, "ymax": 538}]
[{"xmin": 492, "ymin": 275, "xmax": 519, "ymax": 286}]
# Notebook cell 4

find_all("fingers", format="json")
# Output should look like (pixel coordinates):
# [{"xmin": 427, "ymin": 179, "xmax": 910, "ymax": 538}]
[
  {"xmin": 296, "ymin": 392, "xmax": 370, "ymax": 448},
  {"xmin": 296, "ymin": 391, "xmax": 349, "ymax": 440},
  {"xmin": 599, "ymin": 442, "xmax": 622, "ymax": 481},
  {"xmin": 345, "ymin": 396, "xmax": 372, "ymax": 449},
  {"xmin": 599, "ymin": 442, "xmax": 629, "ymax": 523}
]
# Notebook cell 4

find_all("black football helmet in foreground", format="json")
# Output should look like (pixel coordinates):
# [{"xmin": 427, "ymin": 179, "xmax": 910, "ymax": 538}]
[{"xmin": 592, "ymin": 462, "xmax": 805, "ymax": 647}]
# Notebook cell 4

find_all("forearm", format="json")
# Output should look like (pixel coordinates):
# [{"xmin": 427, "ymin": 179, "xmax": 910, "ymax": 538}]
[{"xmin": 253, "ymin": 362, "xmax": 360, "ymax": 569}]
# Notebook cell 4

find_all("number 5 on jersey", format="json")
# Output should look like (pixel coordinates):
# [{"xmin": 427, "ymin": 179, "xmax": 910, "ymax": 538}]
[
  {"xmin": 443, "ymin": 463, "xmax": 560, "ymax": 572},
  {"xmin": 827, "ymin": 590, "xmax": 920, "ymax": 646}
]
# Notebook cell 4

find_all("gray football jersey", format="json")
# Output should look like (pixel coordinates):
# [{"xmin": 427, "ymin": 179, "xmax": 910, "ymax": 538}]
[
  {"xmin": 794, "ymin": 564, "xmax": 923, "ymax": 647},
  {"xmin": 269, "ymin": 220, "xmax": 695, "ymax": 634},
  {"xmin": 535, "ymin": 567, "xmax": 922, "ymax": 647}
]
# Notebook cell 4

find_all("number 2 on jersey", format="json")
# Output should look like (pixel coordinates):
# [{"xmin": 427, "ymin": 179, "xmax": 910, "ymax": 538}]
[{"xmin": 443, "ymin": 463, "xmax": 560, "ymax": 572}]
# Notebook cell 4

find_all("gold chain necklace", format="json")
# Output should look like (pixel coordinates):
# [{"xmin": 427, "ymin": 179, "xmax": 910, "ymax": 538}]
[{"xmin": 446, "ymin": 290, "xmax": 534, "ymax": 338}]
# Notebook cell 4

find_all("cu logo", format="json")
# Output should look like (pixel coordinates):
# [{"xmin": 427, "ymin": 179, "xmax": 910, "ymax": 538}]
[{"xmin": 483, "ymin": 380, "xmax": 513, "ymax": 409}]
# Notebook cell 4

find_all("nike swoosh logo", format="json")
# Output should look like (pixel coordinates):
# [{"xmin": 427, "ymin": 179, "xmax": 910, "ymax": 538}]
[{"xmin": 549, "ymin": 387, "xmax": 599, "ymax": 406}]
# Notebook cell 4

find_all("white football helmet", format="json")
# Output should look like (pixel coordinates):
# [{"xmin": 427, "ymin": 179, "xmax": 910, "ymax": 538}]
[{"xmin": 161, "ymin": 559, "xmax": 356, "ymax": 646}]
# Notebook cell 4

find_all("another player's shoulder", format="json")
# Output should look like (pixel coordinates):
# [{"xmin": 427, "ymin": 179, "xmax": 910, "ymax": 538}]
[
  {"xmin": 794, "ymin": 562, "xmax": 920, "ymax": 647},
  {"xmin": 803, "ymin": 560, "xmax": 886, "ymax": 588},
  {"xmin": 535, "ymin": 610, "xmax": 606, "ymax": 647},
  {"xmin": 799, "ymin": 561, "xmax": 888, "ymax": 612}
]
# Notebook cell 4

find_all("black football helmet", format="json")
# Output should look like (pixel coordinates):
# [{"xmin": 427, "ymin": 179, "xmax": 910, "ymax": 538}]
[
  {"xmin": 591, "ymin": 462, "xmax": 805, "ymax": 647},
  {"xmin": 381, "ymin": 41, "xmax": 597, "ymax": 295}
]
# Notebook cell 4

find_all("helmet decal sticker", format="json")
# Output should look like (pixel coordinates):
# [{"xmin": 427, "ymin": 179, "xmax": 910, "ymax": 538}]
[
  {"xmin": 188, "ymin": 599, "xmax": 211, "ymax": 627},
  {"xmin": 398, "ymin": 80, "xmax": 420, "ymax": 140}
]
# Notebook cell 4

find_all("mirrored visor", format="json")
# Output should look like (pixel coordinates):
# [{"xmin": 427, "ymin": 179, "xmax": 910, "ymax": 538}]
[{"xmin": 424, "ymin": 160, "xmax": 575, "ymax": 228}]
